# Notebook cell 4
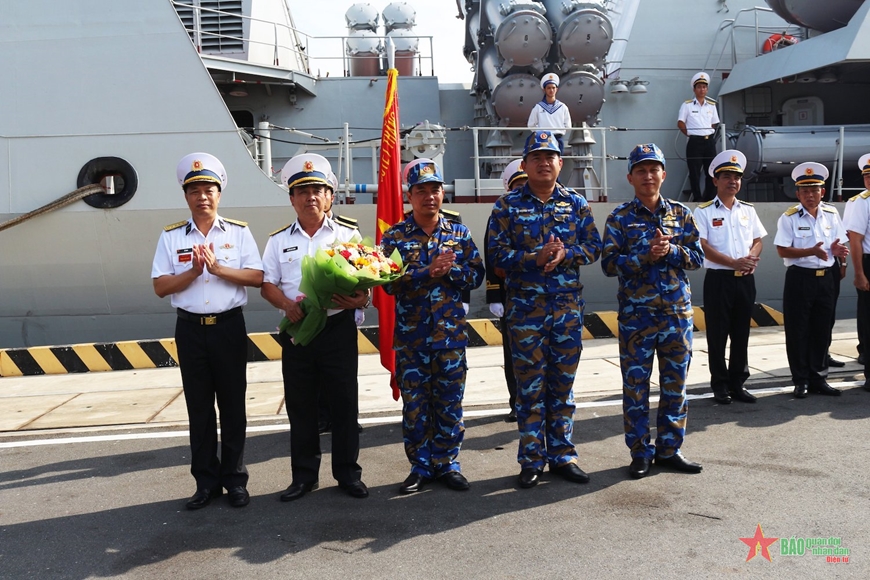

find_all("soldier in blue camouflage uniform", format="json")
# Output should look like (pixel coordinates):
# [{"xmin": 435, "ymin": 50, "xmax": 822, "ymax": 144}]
[
  {"xmin": 487, "ymin": 131, "xmax": 602, "ymax": 489},
  {"xmin": 601, "ymin": 143, "xmax": 704, "ymax": 480},
  {"xmin": 381, "ymin": 159, "xmax": 485, "ymax": 495}
]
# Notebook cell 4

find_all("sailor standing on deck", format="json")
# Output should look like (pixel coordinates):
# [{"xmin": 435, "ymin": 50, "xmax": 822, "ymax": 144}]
[
  {"xmin": 261, "ymin": 153, "xmax": 370, "ymax": 501},
  {"xmin": 601, "ymin": 144, "xmax": 704, "ymax": 480},
  {"xmin": 487, "ymin": 131, "xmax": 601, "ymax": 489},
  {"xmin": 694, "ymin": 150, "xmax": 766, "ymax": 405},
  {"xmin": 677, "ymin": 72, "xmax": 720, "ymax": 202},
  {"xmin": 841, "ymin": 153, "xmax": 870, "ymax": 392},
  {"xmin": 381, "ymin": 159, "xmax": 485, "ymax": 494},
  {"xmin": 774, "ymin": 162, "xmax": 849, "ymax": 399},
  {"xmin": 527, "ymin": 73, "xmax": 572, "ymax": 154},
  {"xmin": 151, "ymin": 153, "xmax": 264, "ymax": 510}
]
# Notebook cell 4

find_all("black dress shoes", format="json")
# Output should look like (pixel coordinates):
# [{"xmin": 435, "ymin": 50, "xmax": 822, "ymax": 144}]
[
  {"xmin": 227, "ymin": 486, "xmax": 250, "ymax": 507},
  {"xmin": 518, "ymin": 468, "xmax": 542, "ymax": 488},
  {"xmin": 825, "ymin": 355, "xmax": 846, "ymax": 368},
  {"xmin": 858, "ymin": 353, "xmax": 866, "ymax": 366},
  {"xmin": 794, "ymin": 383, "xmax": 808, "ymax": 399},
  {"xmin": 729, "ymin": 388, "xmax": 757, "ymax": 403},
  {"xmin": 809, "ymin": 382, "xmax": 842, "ymax": 396},
  {"xmin": 629, "ymin": 457, "xmax": 651, "ymax": 479},
  {"xmin": 439, "ymin": 471, "xmax": 470, "ymax": 491},
  {"xmin": 280, "ymin": 481, "xmax": 318, "ymax": 502},
  {"xmin": 863, "ymin": 382, "xmax": 870, "ymax": 392},
  {"xmin": 399, "ymin": 473, "xmax": 430, "ymax": 494},
  {"xmin": 712, "ymin": 390, "xmax": 732, "ymax": 404},
  {"xmin": 551, "ymin": 463, "xmax": 590, "ymax": 484},
  {"xmin": 339, "ymin": 480, "xmax": 369, "ymax": 498},
  {"xmin": 504, "ymin": 409, "xmax": 518, "ymax": 423},
  {"xmin": 186, "ymin": 487, "xmax": 222, "ymax": 510},
  {"xmin": 654, "ymin": 452, "xmax": 703, "ymax": 473}
]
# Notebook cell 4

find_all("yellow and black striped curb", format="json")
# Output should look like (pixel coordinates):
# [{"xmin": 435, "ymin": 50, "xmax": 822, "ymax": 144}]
[{"xmin": 0, "ymin": 304, "xmax": 783, "ymax": 377}]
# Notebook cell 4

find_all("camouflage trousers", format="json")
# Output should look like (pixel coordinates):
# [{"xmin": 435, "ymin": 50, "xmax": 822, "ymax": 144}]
[
  {"xmin": 507, "ymin": 292, "xmax": 583, "ymax": 470},
  {"xmin": 396, "ymin": 348, "xmax": 467, "ymax": 478},
  {"xmin": 618, "ymin": 309, "xmax": 692, "ymax": 459}
]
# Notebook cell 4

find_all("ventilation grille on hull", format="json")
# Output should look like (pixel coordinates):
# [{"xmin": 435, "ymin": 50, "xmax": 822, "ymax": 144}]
[{"xmin": 174, "ymin": 1, "xmax": 244, "ymax": 54}]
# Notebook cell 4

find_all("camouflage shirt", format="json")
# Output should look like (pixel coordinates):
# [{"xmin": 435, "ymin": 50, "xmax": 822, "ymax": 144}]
[
  {"xmin": 601, "ymin": 196, "xmax": 703, "ymax": 315},
  {"xmin": 486, "ymin": 184, "xmax": 601, "ymax": 297},
  {"xmin": 381, "ymin": 215, "xmax": 485, "ymax": 350}
]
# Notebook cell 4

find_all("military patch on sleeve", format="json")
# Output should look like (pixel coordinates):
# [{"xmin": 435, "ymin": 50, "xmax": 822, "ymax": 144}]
[
  {"xmin": 270, "ymin": 224, "xmax": 292, "ymax": 236},
  {"xmin": 222, "ymin": 218, "xmax": 248, "ymax": 227},
  {"xmin": 164, "ymin": 220, "xmax": 188, "ymax": 231}
]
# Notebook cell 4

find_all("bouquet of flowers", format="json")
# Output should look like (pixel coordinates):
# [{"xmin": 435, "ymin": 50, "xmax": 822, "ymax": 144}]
[{"xmin": 279, "ymin": 237, "xmax": 405, "ymax": 346}]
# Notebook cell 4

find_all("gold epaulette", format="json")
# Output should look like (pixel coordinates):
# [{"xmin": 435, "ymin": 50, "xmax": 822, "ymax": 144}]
[
  {"xmin": 740, "ymin": 200, "xmax": 754, "ymax": 207},
  {"xmin": 705, "ymin": 97, "xmax": 717, "ymax": 105},
  {"xmin": 821, "ymin": 204, "xmax": 837, "ymax": 214},
  {"xmin": 441, "ymin": 208, "xmax": 462, "ymax": 224},
  {"xmin": 222, "ymin": 218, "xmax": 248, "ymax": 227},
  {"xmin": 270, "ymin": 224, "xmax": 292, "ymax": 236},
  {"xmin": 684, "ymin": 99, "xmax": 694, "ymax": 104},
  {"xmin": 333, "ymin": 214, "xmax": 359, "ymax": 229},
  {"xmin": 859, "ymin": 190, "xmax": 870, "ymax": 200},
  {"xmin": 784, "ymin": 205, "xmax": 801, "ymax": 216},
  {"xmin": 697, "ymin": 200, "xmax": 715, "ymax": 209},
  {"xmin": 164, "ymin": 220, "xmax": 188, "ymax": 231}
]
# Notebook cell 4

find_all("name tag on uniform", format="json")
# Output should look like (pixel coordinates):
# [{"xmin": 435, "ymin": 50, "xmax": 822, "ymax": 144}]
[
  {"xmin": 283, "ymin": 246, "xmax": 298, "ymax": 253},
  {"xmin": 712, "ymin": 218, "xmax": 724, "ymax": 227},
  {"xmin": 177, "ymin": 247, "xmax": 193, "ymax": 263},
  {"xmin": 798, "ymin": 226, "xmax": 811, "ymax": 231}
]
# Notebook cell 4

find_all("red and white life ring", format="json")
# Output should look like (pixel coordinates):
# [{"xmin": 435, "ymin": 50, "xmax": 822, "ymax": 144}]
[{"xmin": 762, "ymin": 34, "xmax": 798, "ymax": 53}]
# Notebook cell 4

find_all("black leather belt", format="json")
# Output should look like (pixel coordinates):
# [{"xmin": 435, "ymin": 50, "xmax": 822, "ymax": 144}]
[
  {"xmin": 787, "ymin": 266, "xmax": 829, "ymax": 277},
  {"xmin": 177, "ymin": 306, "xmax": 242, "ymax": 325},
  {"xmin": 708, "ymin": 269, "xmax": 750, "ymax": 277},
  {"xmin": 688, "ymin": 135, "xmax": 712, "ymax": 140}
]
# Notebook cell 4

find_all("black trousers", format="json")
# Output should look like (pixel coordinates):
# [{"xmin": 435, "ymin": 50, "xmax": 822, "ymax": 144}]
[
  {"xmin": 783, "ymin": 266, "xmax": 834, "ymax": 386},
  {"xmin": 703, "ymin": 270, "xmax": 755, "ymax": 394},
  {"xmin": 175, "ymin": 311, "xmax": 249, "ymax": 490},
  {"xmin": 858, "ymin": 256, "xmax": 870, "ymax": 377},
  {"xmin": 499, "ymin": 315, "xmax": 518, "ymax": 408},
  {"xmin": 686, "ymin": 136, "xmax": 716, "ymax": 202},
  {"xmin": 281, "ymin": 309, "xmax": 361, "ymax": 485}
]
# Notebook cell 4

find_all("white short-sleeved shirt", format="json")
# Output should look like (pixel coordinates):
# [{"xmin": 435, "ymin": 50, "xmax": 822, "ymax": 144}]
[
  {"xmin": 774, "ymin": 203, "xmax": 846, "ymax": 268},
  {"xmin": 695, "ymin": 197, "xmax": 767, "ymax": 269},
  {"xmin": 677, "ymin": 98, "xmax": 720, "ymax": 136},
  {"xmin": 527, "ymin": 100, "xmax": 572, "ymax": 135},
  {"xmin": 842, "ymin": 191, "xmax": 870, "ymax": 253},
  {"xmin": 261, "ymin": 216, "xmax": 360, "ymax": 317},
  {"xmin": 151, "ymin": 215, "xmax": 263, "ymax": 313}
]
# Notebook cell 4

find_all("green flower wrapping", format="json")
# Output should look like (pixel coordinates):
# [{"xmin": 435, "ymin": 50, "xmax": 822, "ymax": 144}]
[{"xmin": 279, "ymin": 238, "xmax": 405, "ymax": 346}]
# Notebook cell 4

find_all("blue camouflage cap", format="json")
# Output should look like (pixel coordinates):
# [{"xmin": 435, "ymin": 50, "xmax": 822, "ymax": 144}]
[
  {"xmin": 523, "ymin": 130, "xmax": 561, "ymax": 158},
  {"xmin": 404, "ymin": 159, "xmax": 444, "ymax": 188},
  {"xmin": 628, "ymin": 143, "xmax": 666, "ymax": 172}
]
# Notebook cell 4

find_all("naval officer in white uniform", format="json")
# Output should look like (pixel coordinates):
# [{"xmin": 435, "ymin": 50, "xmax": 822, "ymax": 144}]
[{"xmin": 677, "ymin": 72, "xmax": 720, "ymax": 202}]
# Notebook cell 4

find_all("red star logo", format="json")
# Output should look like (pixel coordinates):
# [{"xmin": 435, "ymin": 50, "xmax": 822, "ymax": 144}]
[{"xmin": 740, "ymin": 524, "xmax": 778, "ymax": 562}]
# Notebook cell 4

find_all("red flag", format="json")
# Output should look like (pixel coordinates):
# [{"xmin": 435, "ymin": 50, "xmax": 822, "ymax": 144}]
[{"xmin": 375, "ymin": 68, "xmax": 404, "ymax": 401}]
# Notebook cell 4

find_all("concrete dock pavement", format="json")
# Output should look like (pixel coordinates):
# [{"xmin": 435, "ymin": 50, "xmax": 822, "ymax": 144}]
[{"xmin": 0, "ymin": 319, "xmax": 865, "ymax": 436}]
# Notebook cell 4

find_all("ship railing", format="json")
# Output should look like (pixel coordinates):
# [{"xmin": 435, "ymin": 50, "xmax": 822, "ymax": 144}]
[
  {"xmin": 706, "ymin": 6, "xmax": 805, "ymax": 74},
  {"xmin": 171, "ymin": 1, "xmax": 435, "ymax": 77}
]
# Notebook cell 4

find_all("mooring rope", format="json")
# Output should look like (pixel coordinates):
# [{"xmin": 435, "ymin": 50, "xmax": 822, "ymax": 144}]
[{"xmin": 0, "ymin": 184, "xmax": 105, "ymax": 233}]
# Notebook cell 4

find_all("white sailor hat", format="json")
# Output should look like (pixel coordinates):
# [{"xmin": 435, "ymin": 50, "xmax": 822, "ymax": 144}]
[
  {"xmin": 792, "ymin": 162, "xmax": 829, "ymax": 186},
  {"xmin": 541, "ymin": 73, "xmax": 560, "ymax": 89},
  {"xmin": 281, "ymin": 153, "xmax": 332, "ymax": 191},
  {"xmin": 691, "ymin": 72, "xmax": 710, "ymax": 87},
  {"xmin": 177, "ymin": 152, "xmax": 227, "ymax": 190},
  {"xmin": 859, "ymin": 153, "xmax": 870, "ymax": 175},
  {"xmin": 709, "ymin": 149, "xmax": 746, "ymax": 177},
  {"xmin": 327, "ymin": 171, "xmax": 338, "ymax": 192},
  {"xmin": 500, "ymin": 159, "xmax": 527, "ymax": 192},
  {"xmin": 403, "ymin": 158, "xmax": 444, "ymax": 187}
]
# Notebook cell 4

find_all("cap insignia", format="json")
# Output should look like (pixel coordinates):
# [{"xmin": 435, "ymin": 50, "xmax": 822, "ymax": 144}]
[
  {"xmin": 191, "ymin": 160, "xmax": 203, "ymax": 171},
  {"xmin": 805, "ymin": 167, "xmax": 814, "ymax": 176},
  {"xmin": 303, "ymin": 161, "xmax": 314, "ymax": 172}
]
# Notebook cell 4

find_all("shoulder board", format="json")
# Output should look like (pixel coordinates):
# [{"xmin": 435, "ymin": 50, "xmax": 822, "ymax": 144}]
[
  {"xmin": 333, "ymin": 214, "xmax": 359, "ymax": 229},
  {"xmin": 859, "ymin": 190, "xmax": 870, "ymax": 200},
  {"xmin": 163, "ymin": 220, "xmax": 188, "ymax": 232},
  {"xmin": 223, "ymin": 218, "xmax": 248, "ymax": 227},
  {"xmin": 270, "ymin": 224, "xmax": 292, "ymax": 236},
  {"xmin": 821, "ymin": 204, "xmax": 837, "ymax": 213},
  {"xmin": 784, "ymin": 205, "xmax": 800, "ymax": 216},
  {"xmin": 697, "ymin": 200, "xmax": 715, "ymax": 209},
  {"xmin": 705, "ymin": 97, "xmax": 717, "ymax": 105},
  {"xmin": 440, "ymin": 208, "xmax": 462, "ymax": 223},
  {"xmin": 684, "ymin": 99, "xmax": 693, "ymax": 104},
  {"xmin": 739, "ymin": 200, "xmax": 754, "ymax": 207}
]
